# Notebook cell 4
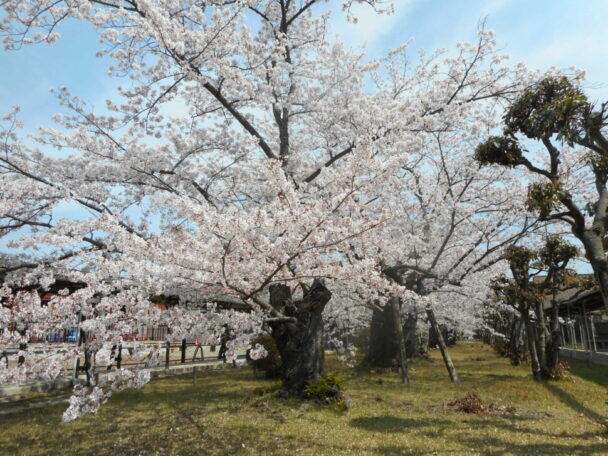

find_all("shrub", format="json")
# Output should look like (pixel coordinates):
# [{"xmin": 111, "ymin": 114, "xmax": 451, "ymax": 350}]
[
  {"xmin": 304, "ymin": 373, "xmax": 343, "ymax": 400},
  {"xmin": 475, "ymin": 135, "xmax": 524, "ymax": 167},
  {"xmin": 304, "ymin": 374, "xmax": 350, "ymax": 410},
  {"xmin": 249, "ymin": 334, "xmax": 282, "ymax": 379}
]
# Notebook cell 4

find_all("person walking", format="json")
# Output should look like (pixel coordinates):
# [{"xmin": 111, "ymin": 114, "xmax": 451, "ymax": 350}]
[
  {"xmin": 192, "ymin": 337, "xmax": 204, "ymax": 362},
  {"xmin": 217, "ymin": 325, "xmax": 231, "ymax": 363}
]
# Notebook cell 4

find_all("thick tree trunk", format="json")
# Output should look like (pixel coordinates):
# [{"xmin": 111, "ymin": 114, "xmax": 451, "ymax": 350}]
[
  {"xmin": 268, "ymin": 280, "xmax": 331, "ymax": 396},
  {"xmin": 364, "ymin": 303, "xmax": 399, "ymax": 369},
  {"xmin": 403, "ymin": 311, "xmax": 419, "ymax": 358},
  {"xmin": 582, "ymin": 231, "xmax": 608, "ymax": 311},
  {"xmin": 389, "ymin": 298, "xmax": 409, "ymax": 384},
  {"xmin": 522, "ymin": 311, "xmax": 543, "ymax": 381},
  {"xmin": 425, "ymin": 306, "xmax": 459, "ymax": 383}
]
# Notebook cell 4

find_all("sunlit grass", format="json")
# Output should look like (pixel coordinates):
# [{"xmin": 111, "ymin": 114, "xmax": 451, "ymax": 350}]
[{"xmin": 1, "ymin": 341, "xmax": 607, "ymax": 455}]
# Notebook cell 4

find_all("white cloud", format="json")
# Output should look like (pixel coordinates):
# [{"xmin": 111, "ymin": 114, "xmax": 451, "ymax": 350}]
[{"xmin": 326, "ymin": 0, "xmax": 418, "ymax": 55}]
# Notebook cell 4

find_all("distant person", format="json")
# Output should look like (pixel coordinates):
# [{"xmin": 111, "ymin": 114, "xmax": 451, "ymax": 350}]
[
  {"xmin": 192, "ymin": 337, "xmax": 204, "ymax": 362},
  {"xmin": 145, "ymin": 344, "xmax": 161, "ymax": 368},
  {"xmin": 217, "ymin": 325, "xmax": 231, "ymax": 363}
]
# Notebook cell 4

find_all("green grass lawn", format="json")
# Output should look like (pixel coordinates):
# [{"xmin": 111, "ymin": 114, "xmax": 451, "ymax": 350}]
[{"xmin": 1, "ymin": 341, "xmax": 607, "ymax": 456}]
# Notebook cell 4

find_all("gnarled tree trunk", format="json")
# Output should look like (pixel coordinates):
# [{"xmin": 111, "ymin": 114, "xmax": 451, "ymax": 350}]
[{"xmin": 268, "ymin": 280, "xmax": 331, "ymax": 396}]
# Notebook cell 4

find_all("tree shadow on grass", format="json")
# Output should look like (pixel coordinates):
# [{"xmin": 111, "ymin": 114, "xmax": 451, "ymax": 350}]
[
  {"xmin": 0, "ymin": 371, "xmax": 280, "ymax": 454},
  {"xmin": 350, "ymin": 415, "xmax": 451, "ymax": 433},
  {"xmin": 543, "ymin": 381, "xmax": 606, "ymax": 423},
  {"xmin": 171, "ymin": 402, "xmax": 357, "ymax": 456},
  {"xmin": 453, "ymin": 434, "xmax": 608, "ymax": 456},
  {"xmin": 567, "ymin": 359, "xmax": 608, "ymax": 390},
  {"xmin": 375, "ymin": 445, "xmax": 482, "ymax": 456},
  {"xmin": 457, "ymin": 415, "xmax": 601, "ymax": 440}
]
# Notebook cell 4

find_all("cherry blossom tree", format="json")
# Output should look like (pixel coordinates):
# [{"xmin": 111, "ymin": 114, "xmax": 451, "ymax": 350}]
[
  {"xmin": 352, "ymin": 37, "xmax": 540, "ymax": 383},
  {"xmin": 0, "ymin": 0, "xmax": 541, "ymax": 417},
  {"xmin": 366, "ymin": 143, "xmax": 537, "ymax": 382},
  {"xmin": 0, "ymin": 0, "xmax": 418, "ymax": 418}
]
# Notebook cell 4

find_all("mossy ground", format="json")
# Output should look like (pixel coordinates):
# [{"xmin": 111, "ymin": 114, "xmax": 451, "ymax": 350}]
[{"xmin": 1, "ymin": 341, "xmax": 607, "ymax": 456}]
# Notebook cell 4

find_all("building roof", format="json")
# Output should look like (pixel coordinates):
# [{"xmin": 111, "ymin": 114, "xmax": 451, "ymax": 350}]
[{"xmin": 540, "ymin": 274, "xmax": 605, "ymax": 315}]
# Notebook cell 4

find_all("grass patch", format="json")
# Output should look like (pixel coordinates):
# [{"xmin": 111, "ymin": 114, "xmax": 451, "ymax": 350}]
[{"xmin": 1, "ymin": 342, "xmax": 607, "ymax": 455}]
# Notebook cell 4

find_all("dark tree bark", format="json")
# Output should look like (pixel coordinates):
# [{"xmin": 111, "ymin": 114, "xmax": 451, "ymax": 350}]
[
  {"xmin": 363, "ymin": 298, "xmax": 410, "ymax": 382},
  {"xmin": 378, "ymin": 267, "xmax": 459, "ymax": 382},
  {"xmin": 390, "ymin": 298, "xmax": 410, "ymax": 383},
  {"xmin": 509, "ymin": 318, "xmax": 527, "ymax": 363},
  {"xmin": 364, "ymin": 303, "xmax": 400, "ymax": 369},
  {"xmin": 403, "ymin": 311, "xmax": 420, "ymax": 358},
  {"xmin": 522, "ymin": 311, "xmax": 543, "ymax": 381},
  {"xmin": 268, "ymin": 280, "xmax": 331, "ymax": 396}
]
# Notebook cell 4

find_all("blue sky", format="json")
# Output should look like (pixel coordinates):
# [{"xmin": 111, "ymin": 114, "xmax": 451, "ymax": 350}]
[
  {"xmin": 334, "ymin": 0, "xmax": 608, "ymax": 97},
  {"xmin": 0, "ymin": 0, "xmax": 606, "ymax": 266},
  {"xmin": 1, "ymin": 1, "xmax": 607, "ymax": 130}
]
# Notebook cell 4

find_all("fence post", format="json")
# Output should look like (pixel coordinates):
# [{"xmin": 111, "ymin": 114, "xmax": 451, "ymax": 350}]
[
  {"xmin": 579, "ymin": 316, "xmax": 588, "ymax": 352},
  {"xmin": 72, "ymin": 313, "xmax": 84, "ymax": 387},
  {"xmin": 588, "ymin": 316, "xmax": 598, "ymax": 353},
  {"xmin": 165, "ymin": 341, "xmax": 170, "ymax": 369},
  {"xmin": 181, "ymin": 339, "xmax": 186, "ymax": 364},
  {"xmin": 581, "ymin": 305, "xmax": 594, "ymax": 355}
]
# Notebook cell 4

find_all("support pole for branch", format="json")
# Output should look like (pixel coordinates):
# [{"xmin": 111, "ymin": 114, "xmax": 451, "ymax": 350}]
[{"xmin": 426, "ymin": 306, "xmax": 459, "ymax": 383}]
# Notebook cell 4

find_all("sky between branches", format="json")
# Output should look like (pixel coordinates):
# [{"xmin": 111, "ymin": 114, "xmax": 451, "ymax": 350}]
[
  {"xmin": 0, "ymin": 0, "xmax": 606, "ymax": 268},
  {"xmin": 2, "ymin": 0, "xmax": 607, "ymax": 132}
]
